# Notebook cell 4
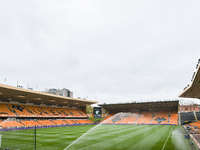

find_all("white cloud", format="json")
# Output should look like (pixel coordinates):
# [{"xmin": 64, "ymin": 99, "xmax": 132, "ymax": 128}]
[{"xmin": 0, "ymin": 0, "xmax": 200, "ymax": 104}]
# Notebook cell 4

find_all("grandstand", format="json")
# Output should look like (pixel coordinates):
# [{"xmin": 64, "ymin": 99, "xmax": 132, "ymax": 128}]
[
  {"xmin": 178, "ymin": 58, "xmax": 200, "ymax": 149},
  {"xmin": 0, "ymin": 83, "xmax": 97, "ymax": 129},
  {"xmin": 99, "ymin": 101, "xmax": 179, "ymax": 125}
]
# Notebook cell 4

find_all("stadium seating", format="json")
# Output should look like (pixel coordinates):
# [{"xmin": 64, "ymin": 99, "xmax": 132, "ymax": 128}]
[
  {"xmin": 54, "ymin": 107, "xmax": 87, "ymax": 118},
  {"xmin": 0, "ymin": 101, "xmax": 91, "ymax": 128},
  {"xmin": 65, "ymin": 120, "xmax": 76, "ymax": 125},
  {"xmin": 54, "ymin": 107, "xmax": 72, "ymax": 117},
  {"xmin": 0, "ymin": 119, "xmax": 92, "ymax": 128},
  {"xmin": 0, "ymin": 103, "xmax": 16, "ymax": 117},
  {"xmin": 0, "ymin": 121, "xmax": 24, "ymax": 128},
  {"xmin": 169, "ymin": 110, "xmax": 178, "ymax": 125},
  {"xmin": 52, "ymin": 119, "xmax": 68, "ymax": 125},
  {"xmin": 77, "ymin": 109, "xmax": 88, "ymax": 117},
  {"xmin": 0, "ymin": 100, "xmax": 180, "ymax": 128},
  {"xmin": 40, "ymin": 106, "xmax": 63, "ymax": 117},
  {"xmin": 106, "ymin": 114, "xmax": 124, "ymax": 124},
  {"xmin": 120, "ymin": 112, "xmax": 139, "ymax": 124},
  {"xmin": 151, "ymin": 110, "xmax": 169, "ymax": 124},
  {"xmin": 189, "ymin": 120, "xmax": 200, "ymax": 127},
  {"xmin": 25, "ymin": 105, "xmax": 46, "ymax": 117},
  {"xmin": 103, "ymin": 113, "xmax": 115, "ymax": 123},
  {"xmin": 63, "ymin": 119, "xmax": 91, "ymax": 125},
  {"xmin": 21, "ymin": 120, "xmax": 41, "ymax": 127},
  {"xmin": 187, "ymin": 121, "xmax": 200, "ymax": 135},
  {"xmin": 72, "ymin": 120, "xmax": 80, "ymax": 124},
  {"xmin": 67, "ymin": 108, "xmax": 85, "ymax": 117},
  {"xmin": 103, "ymin": 110, "xmax": 178, "ymax": 125},
  {"xmin": 0, "ymin": 103, "xmax": 88, "ymax": 118},
  {"xmin": 104, "ymin": 113, "xmax": 141, "ymax": 124},
  {"xmin": 78, "ymin": 119, "xmax": 91, "ymax": 124},
  {"xmin": 38, "ymin": 120, "xmax": 56, "ymax": 126},
  {"xmin": 7, "ymin": 104, "xmax": 33, "ymax": 117},
  {"xmin": 86, "ymin": 120, "xmax": 93, "ymax": 123},
  {"xmin": 137, "ymin": 111, "xmax": 153, "ymax": 124}
]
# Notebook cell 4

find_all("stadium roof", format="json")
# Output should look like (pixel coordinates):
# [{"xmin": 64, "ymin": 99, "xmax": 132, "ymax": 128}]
[
  {"xmin": 179, "ymin": 60, "xmax": 200, "ymax": 99},
  {"xmin": 99, "ymin": 101, "xmax": 179, "ymax": 113},
  {"xmin": 0, "ymin": 84, "xmax": 98, "ymax": 107}
]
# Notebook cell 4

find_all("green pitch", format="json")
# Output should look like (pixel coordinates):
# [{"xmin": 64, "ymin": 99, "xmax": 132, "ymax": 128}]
[{"xmin": 0, "ymin": 125, "xmax": 198, "ymax": 150}]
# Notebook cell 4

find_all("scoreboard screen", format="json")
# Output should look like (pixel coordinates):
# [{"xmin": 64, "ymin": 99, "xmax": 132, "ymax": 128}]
[{"xmin": 93, "ymin": 107, "xmax": 102, "ymax": 118}]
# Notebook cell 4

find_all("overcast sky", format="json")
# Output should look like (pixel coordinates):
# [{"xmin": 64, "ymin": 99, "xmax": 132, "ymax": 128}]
[{"xmin": 1, "ymin": 0, "xmax": 200, "ymax": 104}]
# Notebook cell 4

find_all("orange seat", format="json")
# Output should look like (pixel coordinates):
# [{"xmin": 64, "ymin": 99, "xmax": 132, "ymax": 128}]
[
  {"xmin": 67, "ymin": 108, "xmax": 85, "ymax": 118},
  {"xmin": 7, "ymin": 104, "xmax": 33, "ymax": 117},
  {"xmin": 77, "ymin": 119, "xmax": 91, "ymax": 124},
  {"xmin": 21, "ymin": 120, "xmax": 41, "ymax": 127},
  {"xmin": 25, "ymin": 105, "xmax": 45, "ymax": 117},
  {"xmin": 38, "ymin": 120, "xmax": 56, "ymax": 126},
  {"xmin": 52, "ymin": 120, "xmax": 67, "ymax": 125},
  {"xmin": 0, "ymin": 121, "xmax": 24, "ymax": 128},
  {"xmin": 169, "ymin": 110, "xmax": 178, "ymax": 125},
  {"xmin": 103, "ymin": 113, "xmax": 115, "ymax": 123},
  {"xmin": 151, "ymin": 110, "xmax": 169, "ymax": 124},
  {"xmin": 40, "ymin": 106, "xmax": 63, "ymax": 117},
  {"xmin": 65, "ymin": 120, "xmax": 76, "ymax": 124},
  {"xmin": 137, "ymin": 111, "xmax": 153, "ymax": 124},
  {"xmin": 0, "ymin": 103, "xmax": 16, "ymax": 117},
  {"xmin": 120, "ymin": 112, "xmax": 139, "ymax": 124}
]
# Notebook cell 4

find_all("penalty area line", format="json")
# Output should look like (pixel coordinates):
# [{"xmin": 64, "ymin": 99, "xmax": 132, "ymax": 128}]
[{"xmin": 162, "ymin": 125, "xmax": 174, "ymax": 150}]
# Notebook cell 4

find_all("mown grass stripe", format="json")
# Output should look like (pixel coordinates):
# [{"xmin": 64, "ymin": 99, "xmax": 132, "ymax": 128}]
[
  {"xmin": 77, "ymin": 125, "xmax": 158, "ymax": 150},
  {"xmin": 65, "ymin": 124, "xmax": 147, "ymax": 149},
  {"xmin": 0, "ymin": 125, "xmax": 196, "ymax": 150},
  {"xmin": 84, "ymin": 125, "xmax": 144, "ymax": 139},
  {"xmin": 126, "ymin": 125, "xmax": 170, "ymax": 150},
  {"xmin": 106, "ymin": 125, "xmax": 164, "ymax": 150},
  {"xmin": 151, "ymin": 126, "xmax": 174, "ymax": 150},
  {"xmin": 87, "ymin": 124, "xmax": 131, "ymax": 134},
  {"xmin": 162, "ymin": 125, "xmax": 174, "ymax": 150}
]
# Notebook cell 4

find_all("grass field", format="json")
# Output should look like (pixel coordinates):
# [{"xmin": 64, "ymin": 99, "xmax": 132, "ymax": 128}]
[{"xmin": 0, "ymin": 124, "xmax": 198, "ymax": 150}]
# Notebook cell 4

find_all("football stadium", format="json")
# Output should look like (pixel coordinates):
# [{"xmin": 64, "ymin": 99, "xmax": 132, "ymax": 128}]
[{"xmin": 0, "ymin": 59, "xmax": 200, "ymax": 150}]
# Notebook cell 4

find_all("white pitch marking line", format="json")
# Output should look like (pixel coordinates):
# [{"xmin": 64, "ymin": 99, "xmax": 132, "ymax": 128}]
[{"xmin": 162, "ymin": 126, "xmax": 174, "ymax": 150}]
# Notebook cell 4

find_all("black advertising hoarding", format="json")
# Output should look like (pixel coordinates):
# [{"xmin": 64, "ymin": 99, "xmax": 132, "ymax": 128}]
[{"xmin": 93, "ymin": 107, "xmax": 102, "ymax": 118}]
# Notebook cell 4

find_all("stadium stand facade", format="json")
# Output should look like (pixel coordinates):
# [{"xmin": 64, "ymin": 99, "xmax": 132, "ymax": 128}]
[
  {"xmin": 100, "ymin": 101, "xmax": 179, "ymax": 125},
  {"xmin": 0, "ymin": 84, "xmax": 97, "ymax": 129},
  {"xmin": 178, "ymin": 57, "xmax": 200, "ymax": 149},
  {"xmin": 0, "ymin": 102, "xmax": 94, "ymax": 129},
  {"xmin": 0, "ymin": 103, "xmax": 88, "ymax": 118}
]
